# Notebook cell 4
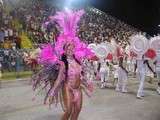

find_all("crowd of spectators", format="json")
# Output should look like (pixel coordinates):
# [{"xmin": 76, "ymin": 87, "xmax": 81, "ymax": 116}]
[
  {"xmin": 9, "ymin": 0, "xmax": 140, "ymax": 47},
  {"xmin": 14, "ymin": 0, "xmax": 59, "ymax": 44},
  {"xmin": 0, "ymin": 0, "xmax": 141, "ymax": 73},
  {"xmin": 0, "ymin": 49, "xmax": 30, "ymax": 73},
  {"xmin": 78, "ymin": 8, "xmax": 139, "ymax": 46},
  {"xmin": 0, "ymin": 0, "xmax": 24, "ymax": 50}
]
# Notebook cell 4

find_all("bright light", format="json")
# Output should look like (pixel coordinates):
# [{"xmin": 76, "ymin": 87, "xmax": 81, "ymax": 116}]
[
  {"xmin": 158, "ymin": 25, "xmax": 160, "ymax": 27},
  {"xmin": 64, "ymin": 0, "xmax": 88, "ymax": 9},
  {"xmin": 64, "ymin": 7, "xmax": 70, "ymax": 11},
  {"xmin": 64, "ymin": 0, "xmax": 72, "ymax": 10},
  {"xmin": 68, "ymin": 0, "xmax": 74, "ymax": 2}
]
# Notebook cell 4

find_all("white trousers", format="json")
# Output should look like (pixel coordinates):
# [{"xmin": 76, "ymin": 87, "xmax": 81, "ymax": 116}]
[
  {"xmin": 137, "ymin": 71, "xmax": 145, "ymax": 96},
  {"xmin": 100, "ymin": 71, "xmax": 109, "ymax": 83},
  {"xmin": 116, "ymin": 78, "xmax": 127, "ymax": 91},
  {"xmin": 116, "ymin": 70, "xmax": 128, "ymax": 91}
]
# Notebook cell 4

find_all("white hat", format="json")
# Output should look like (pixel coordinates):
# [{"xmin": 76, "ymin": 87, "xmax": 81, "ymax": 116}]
[
  {"xmin": 150, "ymin": 35, "xmax": 160, "ymax": 52},
  {"xmin": 130, "ymin": 34, "xmax": 149, "ymax": 55},
  {"xmin": 95, "ymin": 44, "xmax": 108, "ymax": 59},
  {"xmin": 88, "ymin": 43, "xmax": 97, "ymax": 52}
]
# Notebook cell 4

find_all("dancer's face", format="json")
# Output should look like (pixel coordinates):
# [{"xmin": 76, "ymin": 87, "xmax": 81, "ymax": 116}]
[{"xmin": 65, "ymin": 43, "xmax": 75, "ymax": 57}]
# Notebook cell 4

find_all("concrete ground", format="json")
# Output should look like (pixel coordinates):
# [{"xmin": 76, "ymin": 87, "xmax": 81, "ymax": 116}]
[{"xmin": 0, "ymin": 77, "xmax": 160, "ymax": 120}]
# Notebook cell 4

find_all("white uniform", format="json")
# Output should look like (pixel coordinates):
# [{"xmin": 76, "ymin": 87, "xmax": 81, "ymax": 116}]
[
  {"xmin": 93, "ymin": 61, "xmax": 98, "ymax": 74},
  {"xmin": 82, "ymin": 60, "xmax": 95, "ymax": 82},
  {"xmin": 99, "ymin": 59, "xmax": 109, "ymax": 88},
  {"xmin": 146, "ymin": 60, "xmax": 154, "ymax": 78},
  {"xmin": 113, "ymin": 64, "xmax": 118, "ymax": 79},
  {"xmin": 155, "ymin": 55, "xmax": 160, "ymax": 78},
  {"xmin": 155, "ymin": 54, "xmax": 160, "ymax": 94},
  {"xmin": 116, "ymin": 66, "xmax": 128, "ymax": 92},
  {"xmin": 136, "ymin": 59, "xmax": 146, "ymax": 97},
  {"xmin": 126, "ymin": 58, "xmax": 131, "ymax": 72},
  {"xmin": 131, "ymin": 59, "xmax": 136, "ymax": 73},
  {"xmin": 88, "ymin": 62, "xmax": 95, "ymax": 81}
]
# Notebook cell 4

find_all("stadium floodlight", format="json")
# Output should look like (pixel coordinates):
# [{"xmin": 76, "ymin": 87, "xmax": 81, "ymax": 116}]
[
  {"xmin": 64, "ymin": 0, "xmax": 73, "ymax": 10},
  {"xmin": 64, "ymin": 0, "xmax": 89, "ymax": 9},
  {"xmin": 64, "ymin": 7, "xmax": 70, "ymax": 11}
]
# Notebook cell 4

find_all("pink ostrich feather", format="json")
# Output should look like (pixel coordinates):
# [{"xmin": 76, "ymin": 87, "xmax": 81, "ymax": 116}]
[
  {"xmin": 39, "ymin": 10, "xmax": 94, "ymax": 64},
  {"xmin": 50, "ymin": 10, "xmax": 84, "ymax": 36},
  {"xmin": 39, "ymin": 44, "xmax": 58, "ymax": 64}
]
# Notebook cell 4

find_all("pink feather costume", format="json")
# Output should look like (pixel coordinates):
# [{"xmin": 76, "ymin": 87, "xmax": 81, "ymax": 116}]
[{"xmin": 32, "ymin": 10, "xmax": 94, "ymax": 119}]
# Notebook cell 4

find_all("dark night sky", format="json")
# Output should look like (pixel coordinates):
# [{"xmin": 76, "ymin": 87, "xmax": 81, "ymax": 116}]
[{"xmin": 89, "ymin": 0, "xmax": 160, "ymax": 35}]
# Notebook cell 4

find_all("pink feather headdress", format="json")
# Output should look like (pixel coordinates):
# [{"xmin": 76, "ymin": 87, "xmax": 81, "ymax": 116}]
[{"xmin": 39, "ymin": 10, "xmax": 94, "ymax": 64}]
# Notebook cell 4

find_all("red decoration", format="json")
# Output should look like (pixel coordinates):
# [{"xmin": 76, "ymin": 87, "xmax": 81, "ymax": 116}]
[
  {"xmin": 88, "ymin": 55, "xmax": 99, "ymax": 61},
  {"xmin": 145, "ymin": 49, "xmax": 156, "ymax": 59},
  {"xmin": 130, "ymin": 51, "xmax": 137, "ymax": 58},
  {"xmin": 106, "ymin": 53, "xmax": 113, "ymax": 61},
  {"xmin": 116, "ymin": 47, "xmax": 123, "ymax": 58}
]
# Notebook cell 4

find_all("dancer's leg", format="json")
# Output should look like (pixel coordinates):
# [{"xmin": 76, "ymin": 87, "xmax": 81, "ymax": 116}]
[
  {"xmin": 61, "ymin": 85, "xmax": 73, "ymax": 120},
  {"xmin": 70, "ymin": 90, "xmax": 82, "ymax": 120},
  {"xmin": 116, "ymin": 76, "xmax": 122, "ymax": 92},
  {"xmin": 157, "ymin": 72, "xmax": 160, "ymax": 94},
  {"xmin": 137, "ymin": 72, "xmax": 145, "ymax": 98},
  {"xmin": 100, "ymin": 72, "xmax": 105, "ymax": 88},
  {"xmin": 122, "ymin": 78, "xmax": 128, "ymax": 93}
]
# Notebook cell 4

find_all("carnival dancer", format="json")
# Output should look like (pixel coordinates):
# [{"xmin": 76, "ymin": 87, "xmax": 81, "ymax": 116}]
[
  {"xmin": 60, "ymin": 42, "xmax": 93, "ymax": 120},
  {"xmin": 32, "ymin": 10, "xmax": 94, "ymax": 120},
  {"xmin": 116, "ymin": 58, "xmax": 128, "ymax": 93}
]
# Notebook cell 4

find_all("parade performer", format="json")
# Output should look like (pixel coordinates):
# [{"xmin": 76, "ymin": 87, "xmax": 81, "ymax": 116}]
[
  {"xmin": 116, "ymin": 58, "xmax": 128, "ymax": 93},
  {"xmin": 112, "ymin": 61, "xmax": 118, "ymax": 86},
  {"xmin": 150, "ymin": 36, "xmax": 160, "ymax": 95},
  {"xmin": 32, "ymin": 10, "xmax": 94, "ymax": 120},
  {"xmin": 135, "ymin": 56, "xmax": 155, "ymax": 98},
  {"xmin": 98, "ymin": 58, "xmax": 110, "ymax": 88},
  {"xmin": 146, "ymin": 60, "xmax": 155, "ymax": 84},
  {"xmin": 130, "ymin": 34, "xmax": 155, "ymax": 98},
  {"xmin": 86, "ymin": 60, "xmax": 96, "ymax": 82},
  {"xmin": 154, "ymin": 54, "xmax": 160, "ymax": 94}
]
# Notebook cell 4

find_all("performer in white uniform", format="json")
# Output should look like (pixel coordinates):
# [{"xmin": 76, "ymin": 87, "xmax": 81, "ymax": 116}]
[
  {"xmin": 112, "ymin": 62, "xmax": 118, "ymax": 86},
  {"xmin": 93, "ymin": 61, "xmax": 98, "ymax": 76},
  {"xmin": 149, "ymin": 35, "xmax": 160, "ymax": 94},
  {"xmin": 116, "ymin": 58, "xmax": 128, "ymax": 93},
  {"xmin": 146, "ymin": 60, "xmax": 154, "ymax": 84},
  {"xmin": 98, "ymin": 59, "xmax": 110, "ymax": 88},
  {"xmin": 154, "ymin": 54, "xmax": 160, "ymax": 94},
  {"xmin": 126, "ymin": 57, "xmax": 131, "ymax": 72},
  {"xmin": 88, "ymin": 61, "xmax": 96, "ymax": 81},
  {"xmin": 136, "ymin": 56, "xmax": 155, "ymax": 98}
]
